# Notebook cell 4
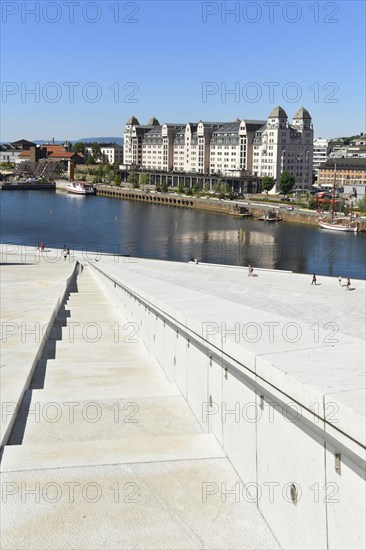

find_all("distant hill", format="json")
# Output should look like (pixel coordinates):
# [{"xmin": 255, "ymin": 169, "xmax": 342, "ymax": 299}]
[
  {"xmin": 76, "ymin": 137, "xmax": 123, "ymax": 145},
  {"xmin": 32, "ymin": 137, "xmax": 123, "ymax": 145}
]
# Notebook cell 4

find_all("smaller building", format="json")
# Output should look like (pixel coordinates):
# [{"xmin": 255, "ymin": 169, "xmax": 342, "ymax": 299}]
[
  {"xmin": 85, "ymin": 142, "xmax": 123, "ymax": 165},
  {"xmin": 318, "ymin": 158, "xmax": 366, "ymax": 191},
  {"xmin": 18, "ymin": 144, "xmax": 84, "ymax": 164},
  {"xmin": 313, "ymin": 138, "xmax": 330, "ymax": 176},
  {"xmin": 0, "ymin": 140, "xmax": 36, "ymax": 164}
]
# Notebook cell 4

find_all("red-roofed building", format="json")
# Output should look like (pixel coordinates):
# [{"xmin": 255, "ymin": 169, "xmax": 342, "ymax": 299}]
[{"xmin": 18, "ymin": 144, "xmax": 84, "ymax": 164}]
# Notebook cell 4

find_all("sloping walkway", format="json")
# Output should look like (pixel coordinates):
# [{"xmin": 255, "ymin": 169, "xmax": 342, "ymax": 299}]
[{"xmin": 1, "ymin": 266, "xmax": 279, "ymax": 549}]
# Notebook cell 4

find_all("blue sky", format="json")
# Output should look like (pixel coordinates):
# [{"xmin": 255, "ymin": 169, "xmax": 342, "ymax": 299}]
[{"xmin": 1, "ymin": 0, "xmax": 365, "ymax": 141}]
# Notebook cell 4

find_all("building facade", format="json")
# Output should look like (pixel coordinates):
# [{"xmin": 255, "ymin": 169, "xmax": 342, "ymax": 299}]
[
  {"xmin": 318, "ymin": 158, "xmax": 366, "ymax": 188},
  {"xmin": 0, "ymin": 140, "xmax": 36, "ymax": 163},
  {"xmin": 123, "ymin": 108, "xmax": 314, "ymax": 189},
  {"xmin": 252, "ymin": 107, "xmax": 314, "ymax": 190},
  {"xmin": 313, "ymin": 138, "xmax": 331, "ymax": 176},
  {"xmin": 85, "ymin": 142, "xmax": 123, "ymax": 165}
]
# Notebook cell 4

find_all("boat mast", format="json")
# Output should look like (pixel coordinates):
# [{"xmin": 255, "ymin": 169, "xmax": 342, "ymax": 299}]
[{"xmin": 331, "ymin": 164, "xmax": 336, "ymax": 222}]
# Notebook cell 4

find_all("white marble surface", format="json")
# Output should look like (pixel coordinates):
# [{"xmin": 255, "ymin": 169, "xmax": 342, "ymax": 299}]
[
  {"xmin": 88, "ymin": 253, "xmax": 365, "ymax": 445},
  {"xmin": 1, "ymin": 248, "xmax": 280, "ymax": 549}
]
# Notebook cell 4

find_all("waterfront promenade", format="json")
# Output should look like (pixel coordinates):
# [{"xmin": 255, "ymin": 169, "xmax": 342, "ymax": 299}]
[{"xmin": 0, "ymin": 245, "xmax": 365, "ymax": 549}]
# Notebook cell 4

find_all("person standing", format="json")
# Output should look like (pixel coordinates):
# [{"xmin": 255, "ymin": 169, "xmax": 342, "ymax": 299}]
[
  {"xmin": 41, "ymin": 242, "xmax": 45, "ymax": 252},
  {"xmin": 346, "ymin": 277, "xmax": 351, "ymax": 291},
  {"xmin": 311, "ymin": 273, "xmax": 317, "ymax": 285},
  {"xmin": 338, "ymin": 275, "xmax": 342, "ymax": 286},
  {"xmin": 248, "ymin": 265, "xmax": 254, "ymax": 277}
]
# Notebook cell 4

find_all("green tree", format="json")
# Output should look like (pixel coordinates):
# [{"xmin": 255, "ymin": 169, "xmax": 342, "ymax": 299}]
[
  {"xmin": 178, "ymin": 181, "xmax": 185, "ymax": 194},
  {"xmin": 193, "ymin": 182, "xmax": 200, "ymax": 194},
  {"xmin": 91, "ymin": 143, "xmax": 102, "ymax": 162},
  {"xmin": 357, "ymin": 195, "xmax": 366, "ymax": 212},
  {"xmin": 261, "ymin": 176, "xmax": 275, "ymax": 194},
  {"xmin": 72, "ymin": 142, "xmax": 85, "ymax": 154},
  {"xmin": 279, "ymin": 171, "xmax": 295, "ymax": 195},
  {"xmin": 127, "ymin": 172, "xmax": 139, "ymax": 187},
  {"xmin": 161, "ymin": 181, "xmax": 169, "ymax": 193},
  {"xmin": 139, "ymin": 173, "xmax": 150, "ymax": 187},
  {"xmin": 113, "ymin": 174, "xmax": 121, "ymax": 186},
  {"xmin": 214, "ymin": 179, "xmax": 230, "ymax": 198}
]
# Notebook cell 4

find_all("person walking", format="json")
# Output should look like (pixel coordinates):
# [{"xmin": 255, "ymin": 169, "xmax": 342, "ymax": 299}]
[
  {"xmin": 41, "ymin": 242, "xmax": 45, "ymax": 252},
  {"xmin": 346, "ymin": 277, "xmax": 351, "ymax": 291},
  {"xmin": 248, "ymin": 265, "xmax": 254, "ymax": 277},
  {"xmin": 338, "ymin": 275, "xmax": 342, "ymax": 286},
  {"xmin": 63, "ymin": 246, "xmax": 67, "ymax": 260},
  {"xmin": 311, "ymin": 273, "xmax": 317, "ymax": 285}
]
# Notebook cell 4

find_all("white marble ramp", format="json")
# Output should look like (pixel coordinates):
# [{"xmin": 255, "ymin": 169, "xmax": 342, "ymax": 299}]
[{"xmin": 1, "ymin": 263, "xmax": 279, "ymax": 549}]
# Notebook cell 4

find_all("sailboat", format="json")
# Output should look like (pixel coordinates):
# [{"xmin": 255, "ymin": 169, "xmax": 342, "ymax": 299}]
[{"xmin": 318, "ymin": 165, "xmax": 359, "ymax": 233}]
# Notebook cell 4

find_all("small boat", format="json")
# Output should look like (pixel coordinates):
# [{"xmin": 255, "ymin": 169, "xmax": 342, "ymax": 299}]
[
  {"xmin": 66, "ymin": 182, "xmax": 95, "ymax": 195},
  {"xmin": 258, "ymin": 211, "xmax": 282, "ymax": 222},
  {"xmin": 318, "ymin": 165, "xmax": 358, "ymax": 233},
  {"xmin": 319, "ymin": 216, "xmax": 358, "ymax": 232}
]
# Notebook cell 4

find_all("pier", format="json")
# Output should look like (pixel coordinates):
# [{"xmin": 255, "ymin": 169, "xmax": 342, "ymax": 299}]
[
  {"xmin": 0, "ymin": 182, "xmax": 56, "ymax": 191},
  {"xmin": 94, "ymin": 186, "xmax": 366, "ymax": 229},
  {"xmin": 1, "ymin": 245, "xmax": 365, "ymax": 549},
  {"xmin": 95, "ymin": 185, "xmax": 251, "ymax": 217}
]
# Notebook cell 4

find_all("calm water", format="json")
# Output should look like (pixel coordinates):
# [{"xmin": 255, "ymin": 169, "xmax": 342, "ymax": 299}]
[{"xmin": 1, "ymin": 191, "xmax": 365, "ymax": 279}]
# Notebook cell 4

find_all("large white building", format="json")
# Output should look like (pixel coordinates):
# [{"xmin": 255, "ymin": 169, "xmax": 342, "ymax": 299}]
[
  {"xmin": 124, "ymin": 118, "xmax": 265, "ymax": 176},
  {"xmin": 123, "ymin": 108, "xmax": 314, "ymax": 188},
  {"xmin": 252, "ymin": 106, "xmax": 314, "ymax": 190}
]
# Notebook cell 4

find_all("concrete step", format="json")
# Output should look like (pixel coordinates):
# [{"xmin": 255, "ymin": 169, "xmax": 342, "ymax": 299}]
[
  {"xmin": 57, "ymin": 323, "xmax": 141, "ymax": 343},
  {"xmin": 22, "ymin": 381, "xmax": 181, "ymax": 401},
  {"xmin": 63, "ymin": 313, "xmax": 125, "ymax": 323},
  {"xmin": 67, "ymin": 298, "xmax": 113, "ymax": 305},
  {"xmin": 42, "ymin": 341, "xmax": 150, "ymax": 361},
  {"xmin": 30, "ymin": 360, "xmax": 161, "ymax": 389},
  {"xmin": 7, "ymin": 394, "xmax": 201, "ymax": 445},
  {"xmin": 1, "ymin": 433, "xmax": 223, "ymax": 471},
  {"xmin": 0, "ymin": 457, "xmax": 279, "ymax": 550},
  {"xmin": 40, "ymin": 365, "xmax": 169, "ymax": 391}
]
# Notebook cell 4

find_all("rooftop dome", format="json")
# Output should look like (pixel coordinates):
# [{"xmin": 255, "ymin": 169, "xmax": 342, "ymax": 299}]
[
  {"xmin": 269, "ymin": 106, "xmax": 288, "ymax": 119},
  {"xmin": 293, "ymin": 107, "xmax": 312, "ymax": 119},
  {"xmin": 147, "ymin": 117, "xmax": 160, "ymax": 126},
  {"xmin": 126, "ymin": 116, "xmax": 139, "ymax": 125}
]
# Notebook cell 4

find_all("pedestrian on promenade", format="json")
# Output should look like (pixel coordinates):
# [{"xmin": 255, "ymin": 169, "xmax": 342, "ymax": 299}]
[
  {"xmin": 36, "ymin": 242, "xmax": 40, "ymax": 251},
  {"xmin": 338, "ymin": 275, "xmax": 342, "ymax": 286},
  {"xmin": 346, "ymin": 277, "xmax": 351, "ymax": 291},
  {"xmin": 63, "ymin": 246, "xmax": 67, "ymax": 260},
  {"xmin": 41, "ymin": 242, "xmax": 45, "ymax": 252},
  {"xmin": 311, "ymin": 273, "xmax": 317, "ymax": 285},
  {"xmin": 248, "ymin": 265, "xmax": 254, "ymax": 277}
]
